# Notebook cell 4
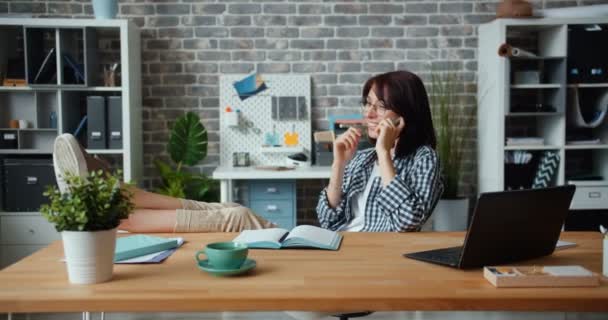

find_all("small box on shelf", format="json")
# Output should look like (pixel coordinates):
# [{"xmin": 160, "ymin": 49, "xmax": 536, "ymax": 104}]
[
  {"xmin": 2, "ymin": 157, "xmax": 56, "ymax": 212},
  {"xmin": 0, "ymin": 130, "xmax": 18, "ymax": 149}
]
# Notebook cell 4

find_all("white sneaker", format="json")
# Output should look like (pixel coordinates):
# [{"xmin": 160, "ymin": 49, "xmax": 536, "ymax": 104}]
[{"xmin": 53, "ymin": 134, "xmax": 88, "ymax": 193}]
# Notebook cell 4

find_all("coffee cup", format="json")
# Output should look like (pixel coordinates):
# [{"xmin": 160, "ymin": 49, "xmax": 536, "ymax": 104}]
[
  {"xmin": 195, "ymin": 241, "xmax": 248, "ymax": 270},
  {"xmin": 18, "ymin": 120, "xmax": 28, "ymax": 129}
]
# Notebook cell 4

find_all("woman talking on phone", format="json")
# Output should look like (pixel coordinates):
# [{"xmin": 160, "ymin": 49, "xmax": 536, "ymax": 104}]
[{"xmin": 317, "ymin": 70, "xmax": 443, "ymax": 232}]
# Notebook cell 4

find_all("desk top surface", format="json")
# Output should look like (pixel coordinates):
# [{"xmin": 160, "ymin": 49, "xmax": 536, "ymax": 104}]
[
  {"xmin": 212, "ymin": 165, "xmax": 331, "ymax": 180},
  {"xmin": 0, "ymin": 232, "xmax": 606, "ymax": 313}
]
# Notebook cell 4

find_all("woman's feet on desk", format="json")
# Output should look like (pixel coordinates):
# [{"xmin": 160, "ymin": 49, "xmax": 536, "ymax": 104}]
[{"xmin": 53, "ymin": 133, "xmax": 112, "ymax": 193}]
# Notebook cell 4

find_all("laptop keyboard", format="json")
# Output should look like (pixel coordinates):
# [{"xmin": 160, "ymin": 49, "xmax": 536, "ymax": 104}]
[{"xmin": 408, "ymin": 246, "xmax": 463, "ymax": 266}]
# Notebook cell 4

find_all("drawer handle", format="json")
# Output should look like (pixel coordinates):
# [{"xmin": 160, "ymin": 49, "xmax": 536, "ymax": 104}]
[
  {"xmin": 266, "ymin": 187, "xmax": 278, "ymax": 194},
  {"xmin": 266, "ymin": 205, "xmax": 278, "ymax": 212},
  {"xmin": 26, "ymin": 176, "xmax": 38, "ymax": 185},
  {"xmin": 588, "ymin": 192, "xmax": 601, "ymax": 199},
  {"xmin": 28, "ymin": 229, "xmax": 35, "ymax": 234}
]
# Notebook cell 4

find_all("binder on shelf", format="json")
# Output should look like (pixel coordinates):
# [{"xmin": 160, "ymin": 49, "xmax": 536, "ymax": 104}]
[
  {"xmin": 107, "ymin": 96, "xmax": 123, "ymax": 149},
  {"xmin": 87, "ymin": 96, "xmax": 107, "ymax": 149}
]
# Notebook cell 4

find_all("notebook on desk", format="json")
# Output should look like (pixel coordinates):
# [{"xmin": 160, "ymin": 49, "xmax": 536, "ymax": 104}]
[{"xmin": 404, "ymin": 186, "xmax": 576, "ymax": 269}]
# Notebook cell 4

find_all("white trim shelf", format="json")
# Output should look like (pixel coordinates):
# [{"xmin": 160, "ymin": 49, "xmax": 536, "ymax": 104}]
[
  {"xmin": 504, "ymin": 145, "xmax": 561, "ymax": 150},
  {"xmin": 0, "ymin": 128, "xmax": 57, "ymax": 132},
  {"xmin": 567, "ymin": 180, "xmax": 607, "ymax": 187},
  {"xmin": 565, "ymin": 144, "xmax": 608, "ymax": 150},
  {"xmin": 567, "ymin": 83, "xmax": 608, "ymax": 88},
  {"xmin": 510, "ymin": 56, "xmax": 566, "ymax": 60},
  {"xmin": 0, "ymin": 149, "xmax": 51, "ymax": 154},
  {"xmin": 505, "ymin": 112, "xmax": 563, "ymax": 117},
  {"xmin": 0, "ymin": 211, "xmax": 42, "ymax": 216},
  {"xmin": 0, "ymin": 86, "xmax": 122, "ymax": 92},
  {"xmin": 86, "ymin": 149, "xmax": 124, "ymax": 154},
  {"xmin": 259, "ymin": 146, "xmax": 305, "ymax": 154},
  {"xmin": 510, "ymin": 84, "xmax": 561, "ymax": 89}
]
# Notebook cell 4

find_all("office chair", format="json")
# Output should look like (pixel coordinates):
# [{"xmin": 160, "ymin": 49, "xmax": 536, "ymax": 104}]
[{"xmin": 332, "ymin": 311, "xmax": 374, "ymax": 320}]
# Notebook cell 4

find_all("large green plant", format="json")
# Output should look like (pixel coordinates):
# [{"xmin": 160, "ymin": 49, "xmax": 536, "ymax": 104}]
[
  {"xmin": 154, "ymin": 112, "xmax": 219, "ymax": 202},
  {"xmin": 429, "ymin": 71, "xmax": 474, "ymax": 199},
  {"xmin": 40, "ymin": 171, "xmax": 134, "ymax": 232}
]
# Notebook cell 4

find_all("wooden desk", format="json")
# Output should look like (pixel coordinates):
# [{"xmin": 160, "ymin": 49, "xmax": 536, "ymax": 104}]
[{"xmin": 0, "ymin": 232, "xmax": 606, "ymax": 313}]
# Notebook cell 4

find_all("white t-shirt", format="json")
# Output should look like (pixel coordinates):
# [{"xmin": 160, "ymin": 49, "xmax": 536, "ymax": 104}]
[{"xmin": 342, "ymin": 163, "xmax": 380, "ymax": 232}]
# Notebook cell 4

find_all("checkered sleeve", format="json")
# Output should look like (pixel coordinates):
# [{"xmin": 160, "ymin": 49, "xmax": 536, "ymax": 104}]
[
  {"xmin": 316, "ymin": 187, "xmax": 348, "ymax": 231},
  {"xmin": 316, "ymin": 153, "xmax": 362, "ymax": 231},
  {"xmin": 375, "ymin": 148, "xmax": 443, "ymax": 232}
]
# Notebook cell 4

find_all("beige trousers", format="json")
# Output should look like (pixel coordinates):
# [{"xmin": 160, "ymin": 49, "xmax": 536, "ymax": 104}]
[{"xmin": 174, "ymin": 199, "xmax": 275, "ymax": 232}]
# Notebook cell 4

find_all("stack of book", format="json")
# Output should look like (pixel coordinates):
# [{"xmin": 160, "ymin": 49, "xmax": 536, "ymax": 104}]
[
  {"xmin": 115, "ymin": 235, "xmax": 183, "ymax": 264},
  {"xmin": 506, "ymin": 137, "xmax": 545, "ymax": 146}
]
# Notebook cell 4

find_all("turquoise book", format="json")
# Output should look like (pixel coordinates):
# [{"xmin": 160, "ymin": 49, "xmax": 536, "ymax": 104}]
[
  {"xmin": 233, "ymin": 225, "xmax": 342, "ymax": 250},
  {"xmin": 115, "ymin": 235, "xmax": 179, "ymax": 262}
]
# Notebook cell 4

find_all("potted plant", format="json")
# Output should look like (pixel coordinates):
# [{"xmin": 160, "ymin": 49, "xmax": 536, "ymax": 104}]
[
  {"xmin": 155, "ymin": 112, "xmax": 219, "ymax": 202},
  {"xmin": 92, "ymin": 0, "xmax": 118, "ymax": 19},
  {"xmin": 40, "ymin": 170, "xmax": 133, "ymax": 284},
  {"xmin": 428, "ymin": 71, "xmax": 474, "ymax": 231}
]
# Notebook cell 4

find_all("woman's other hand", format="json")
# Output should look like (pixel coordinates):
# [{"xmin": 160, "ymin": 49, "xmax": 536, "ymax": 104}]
[{"xmin": 333, "ymin": 127, "xmax": 362, "ymax": 165}]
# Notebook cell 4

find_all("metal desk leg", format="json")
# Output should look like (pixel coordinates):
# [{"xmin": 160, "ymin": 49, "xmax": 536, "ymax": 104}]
[
  {"xmin": 7, "ymin": 313, "xmax": 11, "ymax": 320},
  {"xmin": 220, "ymin": 179, "xmax": 233, "ymax": 203},
  {"xmin": 82, "ymin": 312, "xmax": 90, "ymax": 320}
]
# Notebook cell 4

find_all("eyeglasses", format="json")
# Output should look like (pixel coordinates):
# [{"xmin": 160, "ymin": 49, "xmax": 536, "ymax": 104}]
[{"xmin": 361, "ymin": 101, "xmax": 388, "ymax": 116}]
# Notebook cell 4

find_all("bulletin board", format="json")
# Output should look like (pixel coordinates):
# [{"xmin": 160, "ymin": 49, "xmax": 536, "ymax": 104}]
[{"xmin": 219, "ymin": 74, "xmax": 311, "ymax": 166}]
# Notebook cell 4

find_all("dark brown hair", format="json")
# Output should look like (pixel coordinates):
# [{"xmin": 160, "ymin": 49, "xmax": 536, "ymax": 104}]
[{"xmin": 362, "ymin": 70, "xmax": 437, "ymax": 158}]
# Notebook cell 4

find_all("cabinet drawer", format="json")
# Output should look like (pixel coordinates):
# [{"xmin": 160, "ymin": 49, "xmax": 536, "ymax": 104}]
[
  {"xmin": 250, "ymin": 200, "xmax": 294, "ymax": 221},
  {"xmin": 571, "ymin": 186, "xmax": 608, "ymax": 210},
  {"xmin": 1, "ymin": 245, "xmax": 45, "ymax": 269},
  {"xmin": 269, "ymin": 218, "xmax": 295, "ymax": 230},
  {"xmin": 0, "ymin": 216, "xmax": 60, "ymax": 245},
  {"xmin": 249, "ymin": 181, "xmax": 295, "ymax": 200}
]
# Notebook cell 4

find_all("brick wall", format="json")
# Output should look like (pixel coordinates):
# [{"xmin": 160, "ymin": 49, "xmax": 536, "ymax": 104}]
[{"xmin": 0, "ymin": 0, "xmax": 598, "ymax": 223}]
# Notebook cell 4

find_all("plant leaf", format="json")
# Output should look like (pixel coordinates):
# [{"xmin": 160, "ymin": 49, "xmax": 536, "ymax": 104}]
[{"xmin": 168, "ymin": 112, "xmax": 208, "ymax": 166}]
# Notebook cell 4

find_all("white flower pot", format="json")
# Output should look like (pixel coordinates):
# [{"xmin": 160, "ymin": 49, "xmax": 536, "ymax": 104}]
[
  {"xmin": 92, "ymin": 0, "xmax": 118, "ymax": 19},
  {"xmin": 432, "ymin": 198, "xmax": 469, "ymax": 231},
  {"xmin": 62, "ymin": 228, "xmax": 117, "ymax": 284}
]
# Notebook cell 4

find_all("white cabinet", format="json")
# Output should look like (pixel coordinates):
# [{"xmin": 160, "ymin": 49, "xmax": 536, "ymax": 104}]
[
  {"xmin": 0, "ymin": 18, "xmax": 142, "ymax": 268},
  {"xmin": 478, "ymin": 18, "xmax": 608, "ymax": 210}
]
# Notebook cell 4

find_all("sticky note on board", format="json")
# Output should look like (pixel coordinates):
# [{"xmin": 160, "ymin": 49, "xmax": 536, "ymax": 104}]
[{"xmin": 233, "ymin": 74, "xmax": 267, "ymax": 101}]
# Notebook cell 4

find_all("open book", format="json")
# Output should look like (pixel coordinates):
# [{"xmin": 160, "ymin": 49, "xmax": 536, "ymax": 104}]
[{"xmin": 233, "ymin": 225, "xmax": 342, "ymax": 250}]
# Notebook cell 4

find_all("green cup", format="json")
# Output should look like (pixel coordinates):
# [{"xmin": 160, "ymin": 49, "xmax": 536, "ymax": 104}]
[{"xmin": 195, "ymin": 241, "xmax": 248, "ymax": 270}]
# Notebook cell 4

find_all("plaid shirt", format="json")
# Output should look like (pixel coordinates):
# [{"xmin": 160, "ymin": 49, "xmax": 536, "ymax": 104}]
[{"xmin": 316, "ymin": 145, "xmax": 443, "ymax": 232}]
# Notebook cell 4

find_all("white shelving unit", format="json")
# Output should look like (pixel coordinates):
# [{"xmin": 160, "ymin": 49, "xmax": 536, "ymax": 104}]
[
  {"xmin": 478, "ymin": 18, "xmax": 608, "ymax": 211},
  {"xmin": 0, "ymin": 18, "xmax": 142, "ymax": 268}
]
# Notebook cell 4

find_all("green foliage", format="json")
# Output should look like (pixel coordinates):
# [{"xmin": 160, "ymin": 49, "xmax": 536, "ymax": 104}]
[
  {"xmin": 429, "ymin": 71, "xmax": 474, "ymax": 199},
  {"xmin": 168, "ymin": 112, "xmax": 208, "ymax": 167},
  {"xmin": 40, "ymin": 171, "xmax": 134, "ymax": 232},
  {"xmin": 156, "ymin": 112, "xmax": 219, "ymax": 202}
]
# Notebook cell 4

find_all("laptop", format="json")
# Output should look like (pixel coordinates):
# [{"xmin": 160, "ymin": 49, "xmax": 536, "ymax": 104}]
[{"xmin": 404, "ymin": 185, "xmax": 576, "ymax": 269}]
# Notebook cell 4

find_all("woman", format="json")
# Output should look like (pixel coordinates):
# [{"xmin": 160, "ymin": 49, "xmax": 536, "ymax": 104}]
[
  {"xmin": 317, "ymin": 70, "xmax": 443, "ymax": 232},
  {"xmin": 52, "ymin": 133, "xmax": 274, "ymax": 233}
]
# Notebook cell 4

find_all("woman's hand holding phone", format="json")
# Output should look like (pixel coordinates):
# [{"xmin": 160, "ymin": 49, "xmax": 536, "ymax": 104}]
[{"xmin": 375, "ymin": 117, "xmax": 405, "ymax": 157}]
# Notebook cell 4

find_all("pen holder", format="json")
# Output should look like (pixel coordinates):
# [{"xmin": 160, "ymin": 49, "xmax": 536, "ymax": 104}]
[
  {"xmin": 104, "ymin": 69, "xmax": 117, "ymax": 87},
  {"xmin": 602, "ymin": 236, "xmax": 608, "ymax": 277},
  {"xmin": 225, "ymin": 111, "xmax": 240, "ymax": 127}
]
